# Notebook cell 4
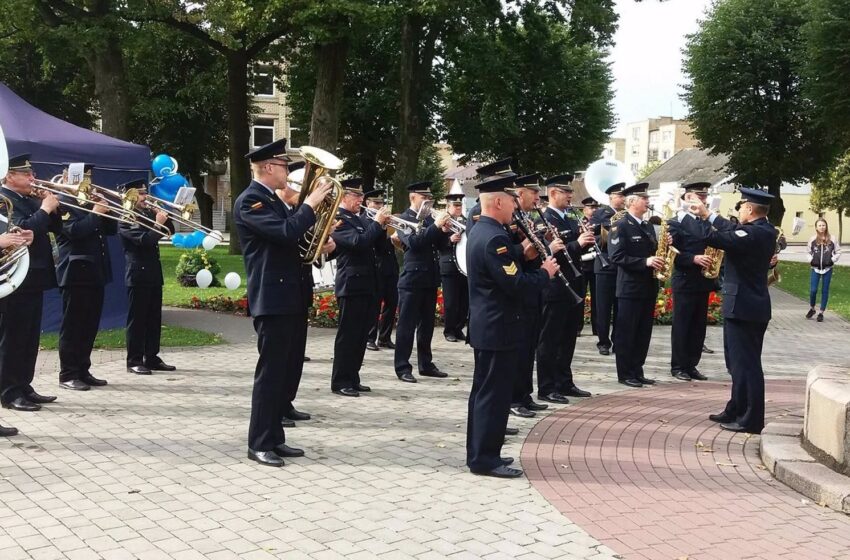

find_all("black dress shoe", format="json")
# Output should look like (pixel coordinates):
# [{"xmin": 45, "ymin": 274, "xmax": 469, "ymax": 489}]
[
  {"xmin": 598, "ymin": 346, "xmax": 610, "ymax": 356},
  {"xmin": 354, "ymin": 384, "xmax": 371, "ymax": 392},
  {"xmin": 398, "ymin": 373, "xmax": 417, "ymax": 383},
  {"xmin": 378, "ymin": 340, "xmax": 395, "ymax": 349},
  {"xmin": 471, "ymin": 465, "xmax": 524, "ymax": 478},
  {"xmin": 81, "ymin": 374, "xmax": 107, "ymax": 387},
  {"xmin": 333, "ymin": 387, "xmax": 360, "ymax": 397},
  {"xmin": 273, "ymin": 444, "xmax": 305, "ymax": 457},
  {"xmin": 539, "ymin": 392, "xmax": 569, "ymax": 404},
  {"xmin": 281, "ymin": 418, "xmax": 296, "ymax": 428},
  {"xmin": 2, "ymin": 397, "xmax": 40, "ymax": 412},
  {"xmin": 444, "ymin": 334, "xmax": 458, "ymax": 342},
  {"xmin": 504, "ymin": 426, "xmax": 519, "ymax": 436},
  {"xmin": 702, "ymin": 344, "xmax": 715, "ymax": 354},
  {"xmin": 455, "ymin": 332, "xmax": 467, "ymax": 341},
  {"xmin": 25, "ymin": 392, "xmax": 56, "ymax": 404},
  {"xmin": 817, "ymin": 313, "xmax": 824, "ymax": 322},
  {"xmin": 689, "ymin": 369, "xmax": 708, "ymax": 381},
  {"xmin": 146, "ymin": 361, "xmax": 176, "ymax": 372},
  {"xmin": 673, "ymin": 371, "xmax": 692, "ymax": 381},
  {"xmin": 501, "ymin": 456, "xmax": 514, "ymax": 466},
  {"xmin": 365, "ymin": 341, "xmax": 379, "ymax": 351},
  {"xmin": 637, "ymin": 377, "xmax": 656, "ymax": 385},
  {"xmin": 128, "ymin": 365, "xmax": 152, "ymax": 375},
  {"xmin": 59, "ymin": 380, "xmax": 91, "ymax": 391},
  {"xmin": 420, "ymin": 369, "xmax": 448, "ymax": 378},
  {"xmin": 248, "ymin": 449, "xmax": 284, "ymax": 467},
  {"xmin": 527, "ymin": 401, "xmax": 549, "ymax": 411},
  {"xmin": 303, "ymin": 356, "xmax": 311, "ymax": 362},
  {"xmin": 284, "ymin": 409, "xmax": 311, "ymax": 421},
  {"xmin": 0, "ymin": 424, "xmax": 18, "ymax": 437},
  {"xmin": 564, "ymin": 386, "xmax": 591, "ymax": 398},
  {"xmin": 719, "ymin": 422, "xmax": 749, "ymax": 433},
  {"xmin": 619, "ymin": 379, "xmax": 642, "ymax": 388},
  {"xmin": 708, "ymin": 412, "xmax": 733, "ymax": 423},
  {"xmin": 510, "ymin": 406, "xmax": 536, "ymax": 418}
]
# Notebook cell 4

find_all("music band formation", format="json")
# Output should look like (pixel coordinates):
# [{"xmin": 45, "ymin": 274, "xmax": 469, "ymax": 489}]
[{"xmin": 1, "ymin": 141, "xmax": 779, "ymax": 481}]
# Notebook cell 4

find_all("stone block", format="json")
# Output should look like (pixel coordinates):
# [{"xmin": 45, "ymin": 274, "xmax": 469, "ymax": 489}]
[
  {"xmin": 759, "ymin": 433, "xmax": 815, "ymax": 473},
  {"xmin": 804, "ymin": 365, "xmax": 850, "ymax": 469},
  {"xmin": 774, "ymin": 460, "xmax": 850, "ymax": 514}
]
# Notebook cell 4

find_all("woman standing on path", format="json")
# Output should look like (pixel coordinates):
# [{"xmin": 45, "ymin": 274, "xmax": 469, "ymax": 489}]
[{"xmin": 806, "ymin": 218, "xmax": 841, "ymax": 322}]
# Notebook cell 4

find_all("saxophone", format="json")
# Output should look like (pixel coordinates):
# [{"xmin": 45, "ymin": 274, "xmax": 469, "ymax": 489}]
[
  {"xmin": 702, "ymin": 244, "xmax": 725, "ymax": 279},
  {"xmin": 654, "ymin": 207, "xmax": 680, "ymax": 282}
]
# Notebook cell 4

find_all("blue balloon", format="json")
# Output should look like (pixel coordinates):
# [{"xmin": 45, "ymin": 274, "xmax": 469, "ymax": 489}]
[
  {"xmin": 152, "ymin": 154, "xmax": 177, "ymax": 178},
  {"xmin": 191, "ymin": 230, "xmax": 206, "ymax": 243},
  {"xmin": 156, "ymin": 173, "xmax": 187, "ymax": 201},
  {"xmin": 171, "ymin": 233, "xmax": 186, "ymax": 248}
]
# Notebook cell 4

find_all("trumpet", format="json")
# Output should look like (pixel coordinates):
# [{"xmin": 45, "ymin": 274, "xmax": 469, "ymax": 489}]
[
  {"xmin": 363, "ymin": 207, "xmax": 421, "ymax": 235},
  {"xmin": 430, "ymin": 209, "xmax": 465, "ymax": 234}
]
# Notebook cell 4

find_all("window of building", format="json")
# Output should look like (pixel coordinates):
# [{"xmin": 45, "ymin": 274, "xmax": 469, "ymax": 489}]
[
  {"xmin": 662, "ymin": 131, "xmax": 672, "ymax": 142},
  {"xmin": 252, "ymin": 118, "xmax": 275, "ymax": 147},
  {"xmin": 254, "ymin": 68, "xmax": 275, "ymax": 97},
  {"xmin": 648, "ymin": 149, "xmax": 658, "ymax": 162},
  {"xmin": 605, "ymin": 148, "xmax": 613, "ymax": 157},
  {"xmin": 631, "ymin": 144, "xmax": 639, "ymax": 156},
  {"xmin": 632, "ymin": 127, "xmax": 640, "ymax": 140},
  {"xmin": 661, "ymin": 150, "xmax": 671, "ymax": 160},
  {"xmin": 649, "ymin": 131, "xmax": 659, "ymax": 144},
  {"xmin": 630, "ymin": 163, "xmax": 639, "ymax": 173},
  {"xmin": 796, "ymin": 211, "xmax": 804, "ymax": 218}
]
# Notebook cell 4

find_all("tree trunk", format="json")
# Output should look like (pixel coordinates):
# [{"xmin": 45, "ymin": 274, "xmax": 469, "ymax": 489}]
[
  {"xmin": 766, "ymin": 177, "xmax": 785, "ymax": 226},
  {"xmin": 87, "ymin": 33, "xmax": 131, "ymax": 140},
  {"xmin": 309, "ymin": 39, "xmax": 349, "ymax": 152},
  {"xmin": 226, "ymin": 50, "xmax": 251, "ymax": 254},
  {"xmin": 361, "ymin": 153, "xmax": 378, "ymax": 192},
  {"xmin": 392, "ymin": 14, "xmax": 425, "ymax": 213},
  {"xmin": 838, "ymin": 207, "xmax": 845, "ymax": 245}
]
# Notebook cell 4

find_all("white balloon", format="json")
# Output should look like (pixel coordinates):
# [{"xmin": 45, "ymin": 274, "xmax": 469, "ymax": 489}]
[
  {"xmin": 202, "ymin": 235, "xmax": 218, "ymax": 251},
  {"xmin": 195, "ymin": 268, "xmax": 213, "ymax": 289},
  {"xmin": 224, "ymin": 272, "xmax": 241, "ymax": 290}
]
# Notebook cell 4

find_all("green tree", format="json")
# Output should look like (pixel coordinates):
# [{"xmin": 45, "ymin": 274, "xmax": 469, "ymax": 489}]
[
  {"xmin": 682, "ymin": 0, "xmax": 824, "ymax": 224},
  {"xmin": 636, "ymin": 160, "xmax": 662, "ymax": 181},
  {"xmin": 811, "ymin": 149, "xmax": 850, "ymax": 244}
]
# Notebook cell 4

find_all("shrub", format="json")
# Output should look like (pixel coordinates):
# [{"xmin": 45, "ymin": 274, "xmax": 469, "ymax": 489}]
[{"xmin": 175, "ymin": 249, "xmax": 221, "ymax": 287}]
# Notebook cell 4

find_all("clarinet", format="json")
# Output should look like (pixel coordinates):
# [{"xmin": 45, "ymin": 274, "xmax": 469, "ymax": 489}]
[
  {"xmin": 569, "ymin": 208, "xmax": 610, "ymax": 269},
  {"xmin": 534, "ymin": 204, "xmax": 582, "ymax": 278},
  {"xmin": 513, "ymin": 211, "xmax": 583, "ymax": 306}
]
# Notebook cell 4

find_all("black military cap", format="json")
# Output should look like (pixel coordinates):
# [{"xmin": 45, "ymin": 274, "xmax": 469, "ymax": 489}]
[
  {"xmin": 545, "ymin": 174, "xmax": 574, "ymax": 189},
  {"xmin": 680, "ymin": 181, "xmax": 711, "ymax": 199},
  {"xmin": 341, "ymin": 177, "xmax": 364, "ymax": 193},
  {"xmin": 117, "ymin": 178, "xmax": 148, "ymax": 192},
  {"xmin": 605, "ymin": 182, "xmax": 626, "ymax": 195},
  {"xmin": 539, "ymin": 193, "xmax": 549, "ymax": 202},
  {"xmin": 738, "ymin": 187, "xmax": 774, "ymax": 206},
  {"xmin": 406, "ymin": 181, "xmax": 433, "ymax": 195},
  {"xmin": 582, "ymin": 197, "xmax": 600, "ymax": 207},
  {"xmin": 288, "ymin": 161, "xmax": 305, "ymax": 173},
  {"xmin": 445, "ymin": 193, "xmax": 464, "ymax": 202},
  {"xmin": 476, "ymin": 158, "xmax": 515, "ymax": 178},
  {"xmin": 622, "ymin": 182, "xmax": 650, "ymax": 197},
  {"xmin": 364, "ymin": 188, "xmax": 386, "ymax": 201},
  {"xmin": 8, "ymin": 153, "xmax": 32, "ymax": 172},
  {"xmin": 476, "ymin": 173, "xmax": 518, "ymax": 194},
  {"xmin": 514, "ymin": 173, "xmax": 542, "ymax": 190},
  {"xmin": 245, "ymin": 138, "xmax": 289, "ymax": 162}
]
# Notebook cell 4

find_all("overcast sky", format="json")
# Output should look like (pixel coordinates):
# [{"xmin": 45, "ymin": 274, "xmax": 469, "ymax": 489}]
[{"xmin": 608, "ymin": 0, "xmax": 714, "ymax": 137}]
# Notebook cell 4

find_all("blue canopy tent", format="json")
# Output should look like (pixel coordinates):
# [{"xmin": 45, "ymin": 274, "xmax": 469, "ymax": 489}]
[{"xmin": 0, "ymin": 83, "xmax": 151, "ymax": 332}]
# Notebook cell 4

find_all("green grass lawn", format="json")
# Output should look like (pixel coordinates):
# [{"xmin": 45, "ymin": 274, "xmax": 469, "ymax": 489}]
[
  {"xmin": 160, "ymin": 245, "xmax": 247, "ymax": 307},
  {"xmin": 773, "ymin": 261, "xmax": 850, "ymax": 320},
  {"xmin": 40, "ymin": 325, "xmax": 222, "ymax": 350}
]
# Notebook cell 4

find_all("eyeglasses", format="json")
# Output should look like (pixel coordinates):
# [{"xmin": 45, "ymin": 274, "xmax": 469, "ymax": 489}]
[{"xmin": 266, "ymin": 162, "xmax": 289, "ymax": 169}]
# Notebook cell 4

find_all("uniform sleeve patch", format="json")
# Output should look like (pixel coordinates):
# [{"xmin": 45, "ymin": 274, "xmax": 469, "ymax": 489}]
[
  {"xmin": 502, "ymin": 262, "xmax": 518, "ymax": 276},
  {"xmin": 250, "ymin": 201, "xmax": 264, "ymax": 210},
  {"xmin": 496, "ymin": 246, "xmax": 508, "ymax": 255},
  {"xmin": 472, "ymin": 215, "xmax": 480, "ymax": 221},
  {"xmin": 61, "ymin": 212, "xmax": 71, "ymax": 221},
  {"xmin": 509, "ymin": 224, "xmax": 518, "ymax": 231},
  {"xmin": 735, "ymin": 230, "xmax": 748, "ymax": 237}
]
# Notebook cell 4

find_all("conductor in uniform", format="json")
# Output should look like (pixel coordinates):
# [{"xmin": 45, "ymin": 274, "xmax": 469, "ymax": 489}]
[
  {"xmin": 365, "ymin": 189, "xmax": 399, "ymax": 351},
  {"xmin": 667, "ymin": 182, "xmax": 713, "ymax": 382},
  {"xmin": 393, "ymin": 181, "xmax": 452, "ymax": 383},
  {"xmin": 466, "ymin": 173, "xmax": 558, "ymax": 479},
  {"xmin": 233, "ymin": 139, "xmax": 335, "ymax": 467},
  {"xmin": 437, "ymin": 191, "xmax": 468, "ymax": 342},
  {"xmin": 589, "ymin": 182, "xmax": 626, "ymax": 355},
  {"xmin": 689, "ymin": 188, "xmax": 778, "ymax": 434},
  {"xmin": 608, "ymin": 183, "xmax": 660, "ymax": 388},
  {"xmin": 117, "ymin": 179, "xmax": 177, "ymax": 375},
  {"xmin": 329, "ymin": 178, "xmax": 389, "ymax": 396}
]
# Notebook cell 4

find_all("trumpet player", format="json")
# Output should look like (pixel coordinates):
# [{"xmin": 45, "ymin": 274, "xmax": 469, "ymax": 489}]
[
  {"xmin": 0, "ymin": 153, "xmax": 55, "ymax": 417},
  {"xmin": 667, "ymin": 183, "xmax": 714, "ymax": 382},
  {"xmin": 608, "ymin": 183, "xmax": 659, "ymax": 388},
  {"xmin": 437, "ymin": 191, "xmax": 468, "ymax": 342},
  {"xmin": 365, "ymin": 189, "xmax": 400, "ymax": 351},
  {"xmin": 117, "ymin": 179, "xmax": 176, "ymax": 376},
  {"xmin": 329, "ymin": 178, "xmax": 390, "ymax": 397}
]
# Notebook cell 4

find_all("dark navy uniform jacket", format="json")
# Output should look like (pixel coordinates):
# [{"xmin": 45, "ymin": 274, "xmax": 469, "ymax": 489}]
[
  {"xmin": 396, "ymin": 207, "xmax": 449, "ymax": 290},
  {"xmin": 467, "ymin": 215, "xmax": 548, "ymax": 352},
  {"xmin": 608, "ymin": 212, "xmax": 658, "ymax": 299},
  {"xmin": 540, "ymin": 207, "xmax": 585, "ymax": 302},
  {"xmin": 330, "ymin": 207, "xmax": 384, "ymax": 298},
  {"xmin": 55, "ymin": 201, "xmax": 117, "ymax": 288},
  {"xmin": 699, "ymin": 215, "xmax": 776, "ymax": 323},
  {"xmin": 374, "ymin": 228, "xmax": 399, "ymax": 278},
  {"xmin": 437, "ymin": 215, "xmax": 467, "ymax": 276},
  {"xmin": 233, "ymin": 180, "xmax": 317, "ymax": 317},
  {"xmin": 118, "ymin": 208, "xmax": 175, "ymax": 287},
  {"xmin": 589, "ymin": 206, "xmax": 617, "ymax": 275},
  {"xmin": 668, "ymin": 212, "xmax": 716, "ymax": 293},
  {"xmin": 465, "ymin": 203, "xmax": 482, "ymax": 235},
  {"xmin": 1, "ymin": 186, "xmax": 62, "ymax": 292}
]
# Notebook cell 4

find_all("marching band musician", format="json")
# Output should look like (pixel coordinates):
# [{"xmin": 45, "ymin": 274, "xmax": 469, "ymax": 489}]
[
  {"xmin": 437, "ymin": 190, "xmax": 468, "ymax": 342},
  {"xmin": 535, "ymin": 176, "xmax": 594, "ymax": 405},
  {"xmin": 329, "ymin": 178, "xmax": 389, "ymax": 397},
  {"xmin": 579, "ymin": 197, "xmax": 600, "ymax": 337},
  {"xmin": 688, "ymin": 188, "xmax": 778, "ymax": 434},
  {"xmin": 608, "ymin": 183, "xmax": 660, "ymax": 388},
  {"xmin": 117, "ymin": 179, "xmax": 177, "ymax": 376},
  {"xmin": 667, "ymin": 182, "xmax": 713, "ymax": 382},
  {"xmin": 465, "ymin": 173, "xmax": 558, "ymax": 479},
  {"xmin": 0, "ymin": 153, "xmax": 51, "ymax": 420},
  {"xmin": 234, "ymin": 139, "xmax": 335, "ymax": 467},
  {"xmin": 393, "ymin": 181, "xmax": 452, "ymax": 383},
  {"xmin": 589, "ymin": 182, "xmax": 627, "ymax": 356},
  {"xmin": 365, "ymin": 189, "xmax": 400, "ymax": 351},
  {"xmin": 465, "ymin": 158, "xmax": 515, "ymax": 234},
  {"xmin": 55, "ymin": 165, "xmax": 117, "ymax": 391}
]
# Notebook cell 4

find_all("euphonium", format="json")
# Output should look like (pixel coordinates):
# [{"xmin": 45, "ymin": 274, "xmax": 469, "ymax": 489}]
[
  {"xmin": 296, "ymin": 146, "xmax": 345, "ymax": 264},
  {"xmin": 702, "ymin": 245, "xmax": 725, "ymax": 279},
  {"xmin": 0, "ymin": 195, "xmax": 31, "ymax": 299}
]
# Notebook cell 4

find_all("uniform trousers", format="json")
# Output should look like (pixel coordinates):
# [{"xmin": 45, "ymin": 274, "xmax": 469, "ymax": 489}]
[
  {"xmin": 331, "ymin": 295, "xmax": 375, "ymax": 390},
  {"xmin": 0, "ymin": 290, "xmax": 43, "ymax": 403},
  {"xmin": 511, "ymin": 301, "xmax": 541, "ymax": 407},
  {"xmin": 467, "ymin": 349, "xmax": 518, "ymax": 472},
  {"xmin": 59, "ymin": 286, "xmax": 104, "ymax": 382},
  {"xmin": 368, "ymin": 274, "xmax": 398, "ymax": 344},
  {"xmin": 126, "ymin": 285, "xmax": 163, "ymax": 367},
  {"xmin": 594, "ymin": 273, "xmax": 618, "ymax": 349},
  {"xmin": 394, "ymin": 287, "xmax": 438, "ymax": 376},
  {"xmin": 614, "ymin": 297, "xmax": 655, "ymax": 382},
  {"xmin": 722, "ymin": 318, "xmax": 768, "ymax": 433},
  {"xmin": 441, "ymin": 272, "xmax": 469, "ymax": 337},
  {"xmin": 670, "ymin": 290, "xmax": 709, "ymax": 374},
  {"xmin": 579, "ymin": 270, "xmax": 597, "ymax": 336},
  {"xmin": 536, "ymin": 297, "xmax": 583, "ymax": 395}
]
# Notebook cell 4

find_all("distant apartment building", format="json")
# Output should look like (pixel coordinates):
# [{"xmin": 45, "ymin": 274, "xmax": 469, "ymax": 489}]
[
  {"xmin": 601, "ymin": 138, "xmax": 626, "ymax": 163},
  {"xmin": 623, "ymin": 117, "xmax": 696, "ymax": 176}
]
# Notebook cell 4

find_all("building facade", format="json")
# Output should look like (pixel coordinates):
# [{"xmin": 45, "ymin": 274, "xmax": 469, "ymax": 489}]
[{"xmin": 623, "ymin": 117, "xmax": 697, "ymax": 176}]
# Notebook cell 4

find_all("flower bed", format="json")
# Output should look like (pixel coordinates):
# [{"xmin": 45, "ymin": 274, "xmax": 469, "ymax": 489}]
[{"xmin": 189, "ymin": 293, "xmax": 248, "ymax": 314}]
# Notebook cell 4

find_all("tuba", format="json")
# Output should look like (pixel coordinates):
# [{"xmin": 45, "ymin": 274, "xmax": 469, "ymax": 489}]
[
  {"xmin": 296, "ymin": 146, "xmax": 345, "ymax": 263},
  {"xmin": 0, "ymin": 195, "xmax": 31, "ymax": 299}
]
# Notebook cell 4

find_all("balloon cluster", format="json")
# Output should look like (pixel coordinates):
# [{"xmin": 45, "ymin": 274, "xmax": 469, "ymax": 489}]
[
  {"xmin": 194, "ymin": 270, "xmax": 242, "ymax": 290},
  {"xmin": 150, "ymin": 154, "xmax": 187, "ymax": 201},
  {"xmin": 172, "ymin": 230, "xmax": 207, "ymax": 249}
]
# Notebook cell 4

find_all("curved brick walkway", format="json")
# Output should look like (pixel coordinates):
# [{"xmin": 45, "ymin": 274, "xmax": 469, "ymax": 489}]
[{"xmin": 523, "ymin": 379, "xmax": 850, "ymax": 560}]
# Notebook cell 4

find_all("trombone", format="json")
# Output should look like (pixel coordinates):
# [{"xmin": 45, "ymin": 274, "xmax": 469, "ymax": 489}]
[{"xmin": 143, "ymin": 194, "xmax": 223, "ymax": 242}]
